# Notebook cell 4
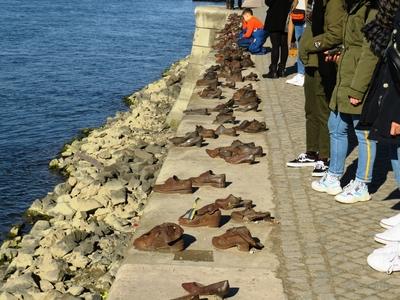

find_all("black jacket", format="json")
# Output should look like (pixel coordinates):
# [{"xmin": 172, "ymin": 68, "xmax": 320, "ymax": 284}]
[
  {"xmin": 264, "ymin": 0, "xmax": 292, "ymax": 32},
  {"xmin": 358, "ymin": 9, "xmax": 400, "ymax": 144}
]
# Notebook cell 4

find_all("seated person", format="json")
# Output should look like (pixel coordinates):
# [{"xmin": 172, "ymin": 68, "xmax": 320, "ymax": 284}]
[{"xmin": 238, "ymin": 8, "xmax": 267, "ymax": 54}]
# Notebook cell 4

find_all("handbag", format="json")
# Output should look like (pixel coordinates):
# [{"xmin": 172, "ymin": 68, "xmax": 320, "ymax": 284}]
[{"xmin": 291, "ymin": 9, "xmax": 306, "ymax": 23}]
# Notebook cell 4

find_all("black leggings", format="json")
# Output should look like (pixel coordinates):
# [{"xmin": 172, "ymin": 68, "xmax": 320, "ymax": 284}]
[{"xmin": 269, "ymin": 31, "xmax": 288, "ymax": 68}]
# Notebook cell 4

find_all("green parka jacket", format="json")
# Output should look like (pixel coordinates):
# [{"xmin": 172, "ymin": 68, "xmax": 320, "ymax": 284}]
[
  {"xmin": 299, "ymin": 0, "xmax": 346, "ymax": 68},
  {"xmin": 329, "ymin": 2, "xmax": 378, "ymax": 114}
]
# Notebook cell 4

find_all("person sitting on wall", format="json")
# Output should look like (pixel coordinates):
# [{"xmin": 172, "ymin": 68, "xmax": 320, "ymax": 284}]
[{"xmin": 238, "ymin": 8, "xmax": 267, "ymax": 54}]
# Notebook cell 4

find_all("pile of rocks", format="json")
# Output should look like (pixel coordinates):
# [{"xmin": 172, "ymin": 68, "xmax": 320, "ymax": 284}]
[{"xmin": 0, "ymin": 57, "xmax": 189, "ymax": 299}]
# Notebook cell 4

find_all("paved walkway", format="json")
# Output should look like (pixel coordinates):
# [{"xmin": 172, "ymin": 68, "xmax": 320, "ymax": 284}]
[{"xmin": 253, "ymin": 7, "xmax": 400, "ymax": 300}]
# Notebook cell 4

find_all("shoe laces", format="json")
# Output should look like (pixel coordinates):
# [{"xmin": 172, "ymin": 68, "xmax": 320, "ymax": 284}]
[
  {"xmin": 342, "ymin": 180, "xmax": 355, "ymax": 193},
  {"xmin": 297, "ymin": 153, "xmax": 308, "ymax": 161},
  {"xmin": 387, "ymin": 246, "xmax": 400, "ymax": 274},
  {"xmin": 314, "ymin": 161, "xmax": 326, "ymax": 170}
]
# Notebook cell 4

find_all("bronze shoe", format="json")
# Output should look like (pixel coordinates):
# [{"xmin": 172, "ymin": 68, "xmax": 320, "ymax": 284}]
[
  {"xmin": 190, "ymin": 170, "xmax": 226, "ymax": 188},
  {"xmin": 153, "ymin": 176, "xmax": 193, "ymax": 194},
  {"xmin": 241, "ymin": 54, "xmax": 255, "ymax": 68},
  {"xmin": 177, "ymin": 135, "xmax": 204, "ymax": 147},
  {"xmin": 232, "ymin": 84, "xmax": 253, "ymax": 100},
  {"xmin": 205, "ymin": 148, "xmax": 221, "ymax": 158},
  {"xmin": 196, "ymin": 78, "xmax": 218, "ymax": 87},
  {"xmin": 212, "ymin": 226, "xmax": 263, "ymax": 252},
  {"xmin": 183, "ymin": 108, "xmax": 210, "ymax": 116},
  {"xmin": 234, "ymin": 145, "xmax": 264, "ymax": 157},
  {"xmin": 195, "ymin": 126, "xmax": 217, "ymax": 139},
  {"xmin": 230, "ymin": 140, "xmax": 255, "ymax": 148},
  {"xmin": 198, "ymin": 86, "xmax": 223, "ymax": 99},
  {"xmin": 133, "ymin": 223, "xmax": 185, "ymax": 252},
  {"xmin": 215, "ymin": 125, "xmax": 237, "ymax": 136},
  {"xmin": 221, "ymin": 81, "xmax": 236, "ymax": 89},
  {"xmin": 243, "ymin": 72, "xmax": 259, "ymax": 81},
  {"xmin": 181, "ymin": 280, "xmax": 230, "ymax": 297},
  {"xmin": 243, "ymin": 120, "xmax": 268, "ymax": 133},
  {"xmin": 231, "ymin": 208, "xmax": 274, "ymax": 223},
  {"xmin": 213, "ymin": 112, "xmax": 236, "ymax": 124},
  {"xmin": 179, "ymin": 203, "xmax": 221, "ymax": 228},
  {"xmin": 227, "ymin": 69, "xmax": 243, "ymax": 82},
  {"xmin": 237, "ymin": 102, "xmax": 259, "ymax": 112},
  {"xmin": 215, "ymin": 194, "xmax": 253, "ymax": 210},
  {"xmin": 224, "ymin": 153, "xmax": 255, "ymax": 164},
  {"xmin": 211, "ymin": 99, "xmax": 235, "ymax": 113},
  {"xmin": 233, "ymin": 120, "xmax": 251, "ymax": 131}
]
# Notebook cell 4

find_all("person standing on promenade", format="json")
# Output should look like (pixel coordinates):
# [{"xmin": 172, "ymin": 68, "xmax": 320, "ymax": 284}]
[
  {"xmin": 312, "ymin": 0, "xmax": 379, "ymax": 204},
  {"xmin": 286, "ymin": 0, "xmax": 345, "ymax": 177},
  {"xmin": 226, "ymin": 0, "xmax": 243, "ymax": 9},
  {"xmin": 286, "ymin": 0, "xmax": 307, "ymax": 87},
  {"xmin": 262, "ymin": 0, "xmax": 292, "ymax": 78}
]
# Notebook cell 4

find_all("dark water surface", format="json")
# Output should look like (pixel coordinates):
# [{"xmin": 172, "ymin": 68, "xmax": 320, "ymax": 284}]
[{"xmin": 0, "ymin": 0, "xmax": 219, "ymax": 239}]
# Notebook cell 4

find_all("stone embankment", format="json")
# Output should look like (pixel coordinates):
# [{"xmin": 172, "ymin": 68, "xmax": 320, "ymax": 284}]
[{"xmin": 0, "ymin": 58, "xmax": 189, "ymax": 300}]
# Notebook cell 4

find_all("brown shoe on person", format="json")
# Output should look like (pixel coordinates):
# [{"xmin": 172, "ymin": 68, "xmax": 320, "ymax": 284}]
[
  {"xmin": 179, "ymin": 203, "xmax": 221, "ymax": 228},
  {"xmin": 133, "ymin": 223, "xmax": 185, "ymax": 252},
  {"xmin": 153, "ymin": 176, "xmax": 193, "ymax": 194},
  {"xmin": 215, "ymin": 194, "xmax": 253, "ymax": 210},
  {"xmin": 212, "ymin": 226, "xmax": 263, "ymax": 252},
  {"xmin": 215, "ymin": 125, "xmax": 237, "ymax": 136},
  {"xmin": 224, "ymin": 153, "xmax": 255, "ymax": 164},
  {"xmin": 190, "ymin": 170, "xmax": 226, "ymax": 188},
  {"xmin": 195, "ymin": 126, "xmax": 217, "ymax": 139},
  {"xmin": 231, "ymin": 208, "xmax": 274, "ymax": 223},
  {"xmin": 181, "ymin": 280, "xmax": 230, "ymax": 297}
]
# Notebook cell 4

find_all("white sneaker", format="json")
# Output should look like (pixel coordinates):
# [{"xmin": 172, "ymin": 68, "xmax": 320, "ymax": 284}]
[
  {"xmin": 375, "ymin": 223, "xmax": 400, "ymax": 244},
  {"xmin": 368, "ymin": 243, "xmax": 400, "ymax": 273},
  {"xmin": 285, "ymin": 74, "xmax": 305, "ymax": 87},
  {"xmin": 311, "ymin": 173, "xmax": 342, "ymax": 195},
  {"xmin": 334, "ymin": 180, "xmax": 371, "ymax": 204},
  {"xmin": 380, "ymin": 212, "xmax": 400, "ymax": 229}
]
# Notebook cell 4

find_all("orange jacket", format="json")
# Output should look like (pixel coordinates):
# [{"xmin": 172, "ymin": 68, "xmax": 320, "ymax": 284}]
[{"xmin": 242, "ymin": 16, "xmax": 264, "ymax": 38}]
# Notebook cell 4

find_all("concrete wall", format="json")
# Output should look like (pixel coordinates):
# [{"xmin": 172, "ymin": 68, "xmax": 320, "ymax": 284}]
[{"xmin": 166, "ymin": 6, "xmax": 231, "ymax": 128}]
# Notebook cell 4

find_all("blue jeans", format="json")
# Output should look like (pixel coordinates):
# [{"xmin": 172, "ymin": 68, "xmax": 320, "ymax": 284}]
[
  {"xmin": 238, "ymin": 29, "xmax": 267, "ymax": 54},
  {"xmin": 328, "ymin": 111, "xmax": 377, "ymax": 183},
  {"xmin": 390, "ymin": 144, "xmax": 400, "ymax": 188},
  {"xmin": 294, "ymin": 23, "xmax": 305, "ymax": 75}
]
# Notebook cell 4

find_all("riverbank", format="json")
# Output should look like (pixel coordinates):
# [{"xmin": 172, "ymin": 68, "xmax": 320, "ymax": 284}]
[{"xmin": 0, "ymin": 57, "xmax": 189, "ymax": 299}]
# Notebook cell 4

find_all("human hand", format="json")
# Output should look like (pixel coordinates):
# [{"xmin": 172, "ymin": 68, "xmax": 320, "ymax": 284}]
[
  {"xmin": 349, "ymin": 97, "xmax": 361, "ymax": 106},
  {"xmin": 391, "ymin": 122, "xmax": 400, "ymax": 136},
  {"xmin": 324, "ymin": 51, "xmax": 340, "ymax": 63}
]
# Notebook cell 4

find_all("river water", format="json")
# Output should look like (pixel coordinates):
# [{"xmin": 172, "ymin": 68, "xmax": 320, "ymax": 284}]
[{"xmin": 0, "ymin": 0, "xmax": 219, "ymax": 239}]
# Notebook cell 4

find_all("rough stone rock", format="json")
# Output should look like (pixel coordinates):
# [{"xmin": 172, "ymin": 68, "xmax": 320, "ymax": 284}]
[
  {"xmin": 30, "ymin": 220, "xmax": 51, "ymax": 234},
  {"xmin": 110, "ymin": 188, "xmax": 126, "ymax": 206},
  {"xmin": 98, "ymin": 150, "xmax": 111, "ymax": 159},
  {"xmin": 9, "ymin": 253, "xmax": 33, "ymax": 269},
  {"xmin": 54, "ymin": 183, "xmax": 72, "ymax": 196},
  {"xmin": 145, "ymin": 144, "xmax": 163, "ymax": 154},
  {"xmin": 0, "ymin": 292, "xmax": 19, "ymax": 300},
  {"xmin": 127, "ymin": 178, "xmax": 141, "ymax": 190},
  {"xmin": 50, "ymin": 231, "xmax": 87, "ymax": 258},
  {"xmin": 68, "ymin": 286, "xmax": 84, "ymax": 296},
  {"xmin": 56, "ymin": 194, "xmax": 72, "ymax": 204},
  {"xmin": 65, "ymin": 251, "xmax": 90, "ymax": 269},
  {"xmin": 70, "ymin": 197, "xmax": 103, "ymax": 213},
  {"xmin": 37, "ymin": 254, "xmax": 64, "ymax": 283},
  {"xmin": 68, "ymin": 177, "xmax": 77, "ymax": 187},
  {"xmin": 2, "ymin": 272, "xmax": 37, "ymax": 293},
  {"xmin": 39, "ymin": 279, "xmax": 54, "ymax": 292},
  {"xmin": 133, "ymin": 149, "xmax": 154, "ymax": 161},
  {"xmin": 18, "ymin": 235, "xmax": 40, "ymax": 252},
  {"xmin": 49, "ymin": 202, "xmax": 76, "ymax": 217}
]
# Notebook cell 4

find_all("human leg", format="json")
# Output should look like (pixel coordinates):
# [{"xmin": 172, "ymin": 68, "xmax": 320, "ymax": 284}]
[
  {"xmin": 294, "ymin": 23, "xmax": 305, "ymax": 75},
  {"xmin": 278, "ymin": 32, "xmax": 289, "ymax": 77}
]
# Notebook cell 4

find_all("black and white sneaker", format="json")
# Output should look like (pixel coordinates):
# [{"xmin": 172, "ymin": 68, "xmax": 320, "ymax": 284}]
[
  {"xmin": 312, "ymin": 160, "xmax": 329, "ymax": 177},
  {"xmin": 286, "ymin": 152, "xmax": 318, "ymax": 168}
]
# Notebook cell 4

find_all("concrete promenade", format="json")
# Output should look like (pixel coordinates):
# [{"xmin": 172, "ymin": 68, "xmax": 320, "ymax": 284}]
[{"xmin": 109, "ymin": 5, "xmax": 400, "ymax": 300}]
